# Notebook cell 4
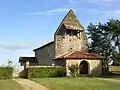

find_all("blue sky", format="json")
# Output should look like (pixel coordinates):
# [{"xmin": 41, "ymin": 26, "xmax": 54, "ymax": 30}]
[{"xmin": 0, "ymin": 0, "xmax": 120, "ymax": 66}]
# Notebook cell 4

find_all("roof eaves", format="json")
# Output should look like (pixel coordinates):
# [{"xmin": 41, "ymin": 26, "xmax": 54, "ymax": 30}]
[
  {"xmin": 19, "ymin": 57, "xmax": 38, "ymax": 62},
  {"xmin": 33, "ymin": 41, "xmax": 54, "ymax": 51}
]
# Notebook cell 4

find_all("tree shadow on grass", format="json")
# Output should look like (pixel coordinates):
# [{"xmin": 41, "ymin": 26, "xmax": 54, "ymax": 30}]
[{"xmin": 100, "ymin": 71, "xmax": 120, "ymax": 78}]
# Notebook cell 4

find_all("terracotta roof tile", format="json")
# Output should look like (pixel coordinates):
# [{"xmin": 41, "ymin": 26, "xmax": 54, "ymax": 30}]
[{"xmin": 54, "ymin": 51, "xmax": 103, "ymax": 60}]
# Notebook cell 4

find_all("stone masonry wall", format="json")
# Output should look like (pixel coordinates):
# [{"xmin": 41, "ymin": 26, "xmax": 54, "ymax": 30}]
[{"xmin": 55, "ymin": 29, "xmax": 88, "ymax": 57}]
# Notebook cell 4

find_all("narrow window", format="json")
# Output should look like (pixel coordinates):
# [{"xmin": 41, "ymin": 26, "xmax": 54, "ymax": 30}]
[
  {"xmin": 73, "ymin": 31, "xmax": 77, "ymax": 36},
  {"xmin": 66, "ymin": 30, "xmax": 71, "ymax": 35}
]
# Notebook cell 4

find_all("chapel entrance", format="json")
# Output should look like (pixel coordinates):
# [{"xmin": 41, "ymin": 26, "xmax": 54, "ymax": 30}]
[{"xmin": 80, "ymin": 61, "xmax": 89, "ymax": 74}]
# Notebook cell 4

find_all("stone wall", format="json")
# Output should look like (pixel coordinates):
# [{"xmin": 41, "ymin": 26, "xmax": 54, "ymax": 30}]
[
  {"xmin": 66, "ymin": 59, "xmax": 102, "ymax": 76},
  {"xmin": 54, "ymin": 59, "xmax": 66, "ymax": 66},
  {"xmin": 29, "ymin": 62, "xmax": 38, "ymax": 66},
  {"xmin": 35, "ymin": 43, "xmax": 55, "ymax": 66},
  {"xmin": 55, "ymin": 28, "xmax": 88, "ymax": 57},
  {"xmin": 12, "ymin": 66, "xmax": 26, "ymax": 78}
]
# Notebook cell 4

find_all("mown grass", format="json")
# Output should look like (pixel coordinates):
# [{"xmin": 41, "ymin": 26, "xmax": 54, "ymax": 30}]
[
  {"xmin": 0, "ymin": 79, "xmax": 23, "ymax": 90},
  {"xmin": 109, "ymin": 66, "xmax": 120, "ymax": 74},
  {"xmin": 32, "ymin": 77, "xmax": 120, "ymax": 90}
]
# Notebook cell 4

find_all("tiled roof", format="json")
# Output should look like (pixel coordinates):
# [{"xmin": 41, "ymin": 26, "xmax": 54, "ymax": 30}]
[
  {"xmin": 19, "ymin": 57, "xmax": 38, "ymax": 62},
  {"xmin": 54, "ymin": 51, "xmax": 103, "ymax": 60}
]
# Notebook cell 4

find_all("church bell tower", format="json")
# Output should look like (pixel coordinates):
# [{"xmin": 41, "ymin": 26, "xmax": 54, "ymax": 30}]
[{"xmin": 54, "ymin": 10, "xmax": 88, "ymax": 57}]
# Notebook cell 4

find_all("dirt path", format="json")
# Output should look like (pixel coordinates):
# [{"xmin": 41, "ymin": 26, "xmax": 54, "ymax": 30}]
[
  {"xmin": 13, "ymin": 79, "xmax": 49, "ymax": 90},
  {"xmin": 98, "ymin": 78, "xmax": 120, "ymax": 84}
]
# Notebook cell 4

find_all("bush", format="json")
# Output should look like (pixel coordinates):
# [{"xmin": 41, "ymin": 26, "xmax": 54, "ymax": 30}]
[
  {"xmin": 28, "ymin": 67, "xmax": 66, "ymax": 78},
  {"xmin": 68, "ymin": 64, "xmax": 79, "ymax": 77},
  {"xmin": 0, "ymin": 67, "xmax": 13, "ymax": 79}
]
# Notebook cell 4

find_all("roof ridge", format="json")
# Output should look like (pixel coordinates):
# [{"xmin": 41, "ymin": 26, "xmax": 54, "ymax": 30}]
[
  {"xmin": 54, "ymin": 51, "xmax": 103, "ymax": 60},
  {"xmin": 55, "ymin": 51, "xmax": 70, "ymax": 58},
  {"xmin": 33, "ymin": 41, "xmax": 54, "ymax": 51},
  {"xmin": 64, "ymin": 50, "xmax": 76, "ymax": 58}
]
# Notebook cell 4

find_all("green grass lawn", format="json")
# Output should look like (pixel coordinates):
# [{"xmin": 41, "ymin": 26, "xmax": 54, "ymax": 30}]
[
  {"xmin": 0, "ymin": 79, "xmax": 23, "ymax": 90},
  {"xmin": 32, "ymin": 77, "xmax": 120, "ymax": 90}
]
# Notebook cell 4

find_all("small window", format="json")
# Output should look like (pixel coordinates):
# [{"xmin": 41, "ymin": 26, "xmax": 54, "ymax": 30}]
[
  {"xmin": 73, "ymin": 31, "xmax": 77, "ymax": 36},
  {"xmin": 66, "ymin": 30, "xmax": 71, "ymax": 35}
]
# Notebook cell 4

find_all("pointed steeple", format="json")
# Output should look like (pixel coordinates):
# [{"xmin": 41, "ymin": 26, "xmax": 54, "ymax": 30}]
[
  {"xmin": 55, "ymin": 9, "xmax": 84, "ymax": 33},
  {"xmin": 63, "ymin": 9, "xmax": 77, "ymax": 21}
]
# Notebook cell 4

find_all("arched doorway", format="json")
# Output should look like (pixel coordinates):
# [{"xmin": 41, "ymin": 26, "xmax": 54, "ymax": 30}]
[{"xmin": 80, "ymin": 61, "xmax": 89, "ymax": 74}]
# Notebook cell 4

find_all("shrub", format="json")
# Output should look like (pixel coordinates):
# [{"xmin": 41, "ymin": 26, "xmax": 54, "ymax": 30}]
[
  {"xmin": 0, "ymin": 67, "xmax": 13, "ymax": 79},
  {"xmin": 28, "ymin": 66, "xmax": 66, "ymax": 78},
  {"xmin": 68, "ymin": 64, "xmax": 79, "ymax": 77}
]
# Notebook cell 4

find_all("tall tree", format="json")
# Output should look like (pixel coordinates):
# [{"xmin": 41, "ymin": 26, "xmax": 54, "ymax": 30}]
[
  {"xmin": 87, "ymin": 22, "xmax": 113, "ymax": 71},
  {"xmin": 87, "ymin": 23, "xmax": 113, "ymax": 57},
  {"xmin": 107, "ymin": 19, "xmax": 120, "ymax": 53},
  {"xmin": 87, "ymin": 19, "xmax": 120, "ymax": 66}
]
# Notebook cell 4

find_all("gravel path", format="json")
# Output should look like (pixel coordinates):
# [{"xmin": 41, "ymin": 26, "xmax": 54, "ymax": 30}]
[{"xmin": 13, "ymin": 79, "xmax": 49, "ymax": 90}]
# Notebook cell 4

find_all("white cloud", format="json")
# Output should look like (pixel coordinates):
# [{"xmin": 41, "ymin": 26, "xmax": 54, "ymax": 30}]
[
  {"xmin": 0, "ymin": 48, "xmax": 34, "ymax": 66},
  {"xmin": 89, "ymin": 9, "xmax": 120, "ymax": 17},
  {"xmin": 0, "ymin": 41, "xmax": 32, "ymax": 51},
  {"xmin": 0, "ymin": 41, "xmax": 35, "ymax": 66},
  {"xmin": 26, "ymin": 8, "xmax": 70, "ymax": 15}
]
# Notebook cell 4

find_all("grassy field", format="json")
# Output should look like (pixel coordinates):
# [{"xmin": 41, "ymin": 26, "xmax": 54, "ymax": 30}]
[
  {"xmin": 109, "ymin": 66, "xmax": 120, "ymax": 74},
  {"xmin": 0, "ymin": 79, "xmax": 23, "ymax": 90},
  {"xmin": 32, "ymin": 77, "xmax": 120, "ymax": 90},
  {"xmin": 99, "ymin": 66, "xmax": 120, "ymax": 78}
]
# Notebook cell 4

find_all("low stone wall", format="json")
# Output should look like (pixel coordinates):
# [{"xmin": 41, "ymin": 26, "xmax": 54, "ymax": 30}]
[{"xmin": 12, "ymin": 66, "xmax": 27, "ymax": 78}]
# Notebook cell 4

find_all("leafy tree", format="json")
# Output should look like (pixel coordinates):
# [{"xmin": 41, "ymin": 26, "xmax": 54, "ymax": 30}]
[
  {"xmin": 107, "ymin": 19, "xmax": 120, "ymax": 66},
  {"xmin": 87, "ymin": 19, "xmax": 120, "ymax": 67},
  {"xmin": 87, "ymin": 23, "xmax": 113, "ymax": 56},
  {"xmin": 107, "ymin": 19, "xmax": 120, "ymax": 52}
]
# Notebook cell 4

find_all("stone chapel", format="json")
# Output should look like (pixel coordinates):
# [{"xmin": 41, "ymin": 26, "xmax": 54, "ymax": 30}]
[{"xmin": 19, "ymin": 9, "xmax": 104, "ymax": 75}]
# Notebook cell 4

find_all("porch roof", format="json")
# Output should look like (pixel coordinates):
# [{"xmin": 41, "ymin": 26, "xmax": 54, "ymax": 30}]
[
  {"xmin": 19, "ymin": 57, "xmax": 38, "ymax": 62},
  {"xmin": 54, "ymin": 51, "xmax": 103, "ymax": 60}
]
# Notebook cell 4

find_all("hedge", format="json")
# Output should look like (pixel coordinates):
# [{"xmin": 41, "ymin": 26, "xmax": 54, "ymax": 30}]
[
  {"xmin": 0, "ymin": 67, "xmax": 13, "ymax": 79},
  {"xmin": 28, "ymin": 67, "xmax": 66, "ymax": 78}
]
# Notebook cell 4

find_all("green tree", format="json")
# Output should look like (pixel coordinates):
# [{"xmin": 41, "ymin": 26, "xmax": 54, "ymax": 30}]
[
  {"xmin": 107, "ymin": 19, "xmax": 120, "ymax": 66},
  {"xmin": 87, "ymin": 22, "xmax": 113, "ymax": 71},
  {"xmin": 107, "ymin": 19, "xmax": 120, "ymax": 52},
  {"xmin": 87, "ymin": 23, "xmax": 113, "ymax": 56},
  {"xmin": 87, "ymin": 19, "xmax": 120, "ymax": 67}
]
